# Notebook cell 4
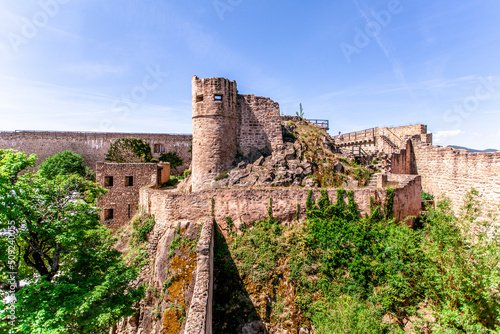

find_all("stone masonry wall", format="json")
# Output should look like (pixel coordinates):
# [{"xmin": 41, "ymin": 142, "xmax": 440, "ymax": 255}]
[
  {"xmin": 0, "ymin": 131, "xmax": 192, "ymax": 174},
  {"xmin": 390, "ymin": 140, "xmax": 418, "ymax": 175},
  {"xmin": 140, "ymin": 177, "xmax": 422, "ymax": 228},
  {"xmin": 184, "ymin": 218, "xmax": 214, "ymax": 334},
  {"xmin": 412, "ymin": 140, "xmax": 500, "ymax": 218},
  {"xmin": 237, "ymin": 94, "xmax": 283, "ymax": 158},
  {"xmin": 191, "ymin": 76, "xmax": 238, "ymax": 192},
  {"xmin": 375, "ymin": 124, "xmax": 429, "ymax": 147},
  {"xmin": 96, "ymin": 162, "xmax": 161, "ymax": 229},
  {"xmin": 335, "ymin": 124, "xmax": 432, "ymax": 155}
]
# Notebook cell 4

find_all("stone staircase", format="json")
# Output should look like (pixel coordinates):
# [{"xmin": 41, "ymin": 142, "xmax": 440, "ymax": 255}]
[
  {"xmin": 379, "ymin": 135, "xmax": 399, "ymax": 152},
  {"xmin": 366, "ymin": 173, "xmax": 380, "ymax": 187}
]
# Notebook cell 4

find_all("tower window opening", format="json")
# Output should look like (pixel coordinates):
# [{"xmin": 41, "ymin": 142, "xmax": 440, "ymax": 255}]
[
  {"xmin": 214, "ymin": 95, "xmax": 223, "ymax": 101},
  {"xmin": 196, "ymin": 95, "xmax": 204, "ymax": 102},
  {"xmin": 104, "ymin": 176, "xmax": 113, "ymax": 187},
  {"xmin": 104, "ymin": 209, "xmax": 114, "ymax": 220},
  {"xmin": 125, "ymin": 176, "xmax": 134, "ymax": 187}
]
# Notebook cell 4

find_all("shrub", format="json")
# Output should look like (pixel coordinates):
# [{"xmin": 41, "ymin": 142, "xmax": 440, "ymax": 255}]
[
  {"xmin": 106, "ymin": 137, "xmax": 153, "ymax": 163},
  {"xmin": 130, "ymin": 214, "xmax": 156, "ymax": 246},
  {"xmin": 38, "ymin": 151, "xmax": 91, "ymax": 180},
  {"xmin": 159, "ymin": 152, "xmax": 183, "ymax": 173}
]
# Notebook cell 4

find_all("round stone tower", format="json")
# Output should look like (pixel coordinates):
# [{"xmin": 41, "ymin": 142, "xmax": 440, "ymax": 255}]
[{"xmin": 191, "ymin": 76, "xmax": 238, "ymax": 192}]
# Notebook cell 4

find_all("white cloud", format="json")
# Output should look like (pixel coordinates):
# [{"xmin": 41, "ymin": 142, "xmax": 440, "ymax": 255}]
[
  {"xmin": 434, "ymin": 129, "xmax": 463, "ymax": 141},
  {"xmin": 497, "ymin": 129, "xmax": 500, "ymax": 137}
]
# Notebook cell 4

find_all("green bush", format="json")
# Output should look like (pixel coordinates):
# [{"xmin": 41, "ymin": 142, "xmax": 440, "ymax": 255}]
[
  {"xmin": 106, "ymin": 137, "xmax": 153, "ymax": 163},
  {"xmin": 217, "ymin": 188, "xmax": 500, "ymax": 332},
  {"xmin": 130, "ymin": 214, "xmax": 156, "ymax": 246},
  {"xmin": 38, "ymin": 151, "xmax": 92, "ymax": 180},
  {"xmin": 159, "ymin": 152, "xmax": 183, "ymax": 173},
  {"xmin": 422, "ymin": 191, "xmax": 435, "ymax": 201}
]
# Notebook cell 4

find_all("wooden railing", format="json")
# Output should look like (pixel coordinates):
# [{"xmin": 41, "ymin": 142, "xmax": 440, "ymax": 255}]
[
  {"xmin": 307, "ymin": 119, "xmax": 329, "ymax": 130},
  {"xmin": 352, "ymin": 146, "xmax": 368, "ymax": 157}
]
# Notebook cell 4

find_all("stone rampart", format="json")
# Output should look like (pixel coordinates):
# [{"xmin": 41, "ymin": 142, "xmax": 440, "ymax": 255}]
[
  {"xmin": 0, "ymin": 131, "xmax": 192, "ymax": 173},
  {"xmin": 412, "ymin": 141, "xmax": 500, "ymax": 218},
  {"xmin": 140, "ymin": 177, "xmax": 422, "ymax": 229},
  {"xmin": 184, "ymin": 218, "xmax": 214, "ymax": 334},
  {"xmin": 335, "ymin": 124, "xmax": 432, "ymax": 155}
]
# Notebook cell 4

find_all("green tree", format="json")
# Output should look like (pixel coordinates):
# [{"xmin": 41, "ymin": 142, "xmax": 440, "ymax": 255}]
[
  {"xmin": 38, "ymin": 150, "xmax": 92, "ymax": 180},
  {"xmin": 159, "ymin": 151, "xmax": 183, "ymax": 173},
  {"xmin": 0, "ymin": 150, "xmax": 144, "ymax": 333},
  {"xmin": 105, "ymin": 137, "xmax": 153, "ymax": 163}
]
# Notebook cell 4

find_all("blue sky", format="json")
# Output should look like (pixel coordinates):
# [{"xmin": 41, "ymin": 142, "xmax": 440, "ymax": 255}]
[{"xmin": 1, "ymin": 0, "xmax": 500, "ymax": 149}]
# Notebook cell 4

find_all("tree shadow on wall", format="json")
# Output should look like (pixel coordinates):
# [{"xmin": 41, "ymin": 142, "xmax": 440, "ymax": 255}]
[{"xmin": 213, "ymin": 223, "xmax": 268, "ymax": 334}]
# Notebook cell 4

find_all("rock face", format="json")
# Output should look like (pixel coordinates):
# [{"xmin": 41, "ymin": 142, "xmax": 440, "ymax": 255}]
[{"xmin": 113, "ymin": 221, "xmax": 202, "ymax": 334}]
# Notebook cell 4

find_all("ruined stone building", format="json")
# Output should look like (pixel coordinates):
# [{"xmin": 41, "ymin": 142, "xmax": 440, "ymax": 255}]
[
  {"xmin": 1, "ymin": 76, "xmax": 499, "ymax": 333},
  {"xmin": 191, "ymin": 76, "xmax": 283, "ymax": 191},
  {"xmin": 96, "ymin": 162, "xmax": 170, "ymax": 228}
]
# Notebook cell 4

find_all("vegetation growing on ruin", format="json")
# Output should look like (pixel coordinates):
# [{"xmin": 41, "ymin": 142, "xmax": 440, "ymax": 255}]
[
  {"xmin": 160, "ymin": 226, "xmax": 201, "ymax": 334},
  {"xmin": 0, "ymin": 150, "xmax": 144, "ymax": 333},
  {"xmin": 214, "ymin": 189, "xmax": 500, "ymax": 333},
  {"xmin": 159, "ymin": 151, "xmax": 183, "ymax": 173},
  {"xmin": 106, "ymin": 137, "xmax": 154, "ymax": 163},
  {"xmin": 215, "ymin": 170, "xmax": 229, "ymax": 180},
  {"xmin": 284, "ymin": 118, "xmax": 376, "ymax": 187}
]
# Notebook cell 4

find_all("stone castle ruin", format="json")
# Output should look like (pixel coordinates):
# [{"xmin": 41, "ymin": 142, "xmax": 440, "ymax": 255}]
[
  {"xmin": 1, "ymin": 76, "xmax": 498, "ymax": 333},
  {"xmin": 191, "ymin": 76, "xmax": 282, "ymax": 191}
]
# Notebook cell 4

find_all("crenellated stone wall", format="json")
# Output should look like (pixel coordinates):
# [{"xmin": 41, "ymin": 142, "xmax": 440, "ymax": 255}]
[
  {"xmin": 0, "ymin": 131, "xmax": 192, "ymax": 173},
  {"xmin": 335, "ymin": 124, "xmax": 432, "ymax": 155}
]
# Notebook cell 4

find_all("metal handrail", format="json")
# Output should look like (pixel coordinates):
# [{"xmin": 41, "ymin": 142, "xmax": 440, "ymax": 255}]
[
  {"xmin": 384, "ymin": 128, "xmax": 402, "ymax": 145},
  {"xmin": 307, "ymin": 119, "xmax": 329, "ymax": 130}
]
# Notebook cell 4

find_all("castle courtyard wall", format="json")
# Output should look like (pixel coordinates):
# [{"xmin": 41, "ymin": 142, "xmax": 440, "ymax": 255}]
[
  {"xmin": 0, "ymin": 131, "xmax": 192, "ymax": 173},
  {"xmin": 412, "ymin": 141, "xmax": 500, "ymax": 218},
  {"xmin": 140, "ymin": 176, "xmax": 422, "ymax": 229}
]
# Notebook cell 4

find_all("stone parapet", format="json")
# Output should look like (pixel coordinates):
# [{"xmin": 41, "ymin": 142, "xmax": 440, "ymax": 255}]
[{"xmin": 184, "ymin": 218, "xmax": 214, "ymax": 334}]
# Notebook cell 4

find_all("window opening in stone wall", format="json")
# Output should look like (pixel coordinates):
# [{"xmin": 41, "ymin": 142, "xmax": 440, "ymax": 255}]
[
  {"xmin": 104, "ymin": 176, "xmax": 113, "ymax": 187},
  {"xmin": 154, "ymin": 143, "xmax": 165, "ymax": 153},
  {"xmin": 125, "ymin": 176, "xmax": 134, "ymax": 187},
  {"xmin": 196, "ymin": 95, "xmax": 204, "ymax": 102},
  {"xmin": 104, "ymin": 209, "xmax": 114, "ymax": 220},
  {"xmin": 214, "ymin": 94, "xmax": 223, "ymax": 101},
  {"xmin": 128, "ymin": 204, "xmax": 131, "ymax": 219}
]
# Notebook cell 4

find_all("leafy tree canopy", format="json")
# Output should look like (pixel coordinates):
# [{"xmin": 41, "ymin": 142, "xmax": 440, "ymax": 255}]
[
  {"xmin": 159, "ymin": 151, "xmax": 183, "ymax": 172},
  {"xmin": 0, "ymin": 149, "xmax": 144, "ymax": 333},
  {"xmin": 105, "ymin": 137, "xmax": 153, "ymax": 163},
  {"xmin": 38, "ymin": 150, "xmax": 92, "ymax": 180}
]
